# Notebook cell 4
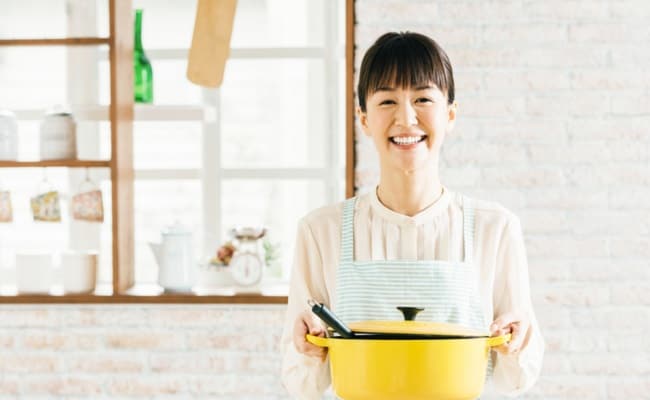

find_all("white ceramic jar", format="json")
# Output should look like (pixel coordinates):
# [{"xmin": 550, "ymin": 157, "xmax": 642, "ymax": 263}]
[
  {"xmin": 0, "ymin": 110, "xmax": 18, "ymax": 161},
  {"xmin": 15, "ymin": 253, "xmax": 53, "ymax": 294},
  {"xmin": 40, "ymin": 109, "xmax": 77, "ymax": 160},
  {"xmin": 61, "ymin": 251, "xmax": 98, "ymax": 294}
]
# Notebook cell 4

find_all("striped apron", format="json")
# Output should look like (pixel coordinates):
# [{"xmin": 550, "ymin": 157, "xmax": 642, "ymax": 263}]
[{"xmin": 334, "ymin": 196, "xmax": 491, "ymax": 397}]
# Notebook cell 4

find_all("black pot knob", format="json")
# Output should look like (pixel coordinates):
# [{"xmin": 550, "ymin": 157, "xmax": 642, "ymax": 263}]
[{"xmin": 397, "ymin": 306, "xmax": 424, "ymax": 321}]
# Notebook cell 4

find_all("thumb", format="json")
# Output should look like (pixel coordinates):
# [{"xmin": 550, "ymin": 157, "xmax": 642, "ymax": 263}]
[
  {"xmin": 490, "ymin": 313, "xmax": 517, "ymax": 334},
  {"xmin": 304, "ymin": 315, "xmax": 325, "ymax": 335},
  {"xmin": 309, "ymin": 325, "xmax": 324, "ymax": 335}
]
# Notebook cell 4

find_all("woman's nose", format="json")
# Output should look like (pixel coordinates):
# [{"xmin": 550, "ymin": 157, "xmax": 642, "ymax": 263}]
[{"xmin": 395, "ymin": 102, "xmax": 418, "ymax": 127}]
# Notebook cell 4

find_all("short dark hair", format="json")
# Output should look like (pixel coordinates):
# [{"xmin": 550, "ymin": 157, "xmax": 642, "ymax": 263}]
[{"xmin": 357, "ymin": 32, "xmax": 455, "ymax": 112}]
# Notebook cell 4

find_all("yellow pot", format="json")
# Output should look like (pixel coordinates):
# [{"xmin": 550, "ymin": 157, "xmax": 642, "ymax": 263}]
[{"xmin": 306, "ymin": 332, "xmax": 510, "ymax": 400}]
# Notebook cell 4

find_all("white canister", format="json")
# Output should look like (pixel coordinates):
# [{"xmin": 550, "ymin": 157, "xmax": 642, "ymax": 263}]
[
  {"xmin": 15, "ymin": 253, "xmax": 53, "ymax": 294},
  {"xmin": 0, "ymin": 110, "xmax": 18, "ymax": 161},
  {"xmin": 40, "ymin": 110, "xmax": 76, "ymax": 160},
  {"xmin": 61, "ymin": 251, "xmax": 97, "ymax": 294}
]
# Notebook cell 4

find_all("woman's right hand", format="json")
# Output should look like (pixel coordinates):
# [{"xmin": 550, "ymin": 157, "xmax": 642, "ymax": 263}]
[{"xmin": 293, "ymin": 309, "xmax": 328, "ymax": 361}]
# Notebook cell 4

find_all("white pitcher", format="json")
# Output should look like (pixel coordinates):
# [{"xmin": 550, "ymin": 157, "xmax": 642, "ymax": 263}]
[{"xmin": 148, "ymin": 222, "xmax": 195, "ymax": 292}]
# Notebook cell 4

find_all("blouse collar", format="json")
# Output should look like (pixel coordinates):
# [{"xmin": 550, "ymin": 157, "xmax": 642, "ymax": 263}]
[{"xmin": 368, "ymin": 185, "xmax": 451, "ymax": 226}]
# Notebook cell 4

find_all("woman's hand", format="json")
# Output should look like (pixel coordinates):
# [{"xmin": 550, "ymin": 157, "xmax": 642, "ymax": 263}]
[
  {"xmin": 490, "ymin": 312, "xmax": 531, "ymax": 355},
  {"xmin": 293, "ymin": 309, "xmax": 328, "ymax": 361}
]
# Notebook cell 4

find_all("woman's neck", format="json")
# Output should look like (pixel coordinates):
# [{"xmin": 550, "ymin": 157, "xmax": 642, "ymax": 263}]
[{"xmin": 376, "ymin": 168, "xmax": 443, "ymax": 217}]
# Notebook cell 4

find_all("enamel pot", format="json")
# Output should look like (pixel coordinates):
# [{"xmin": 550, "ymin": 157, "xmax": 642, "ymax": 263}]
[{"xmin": 307, "ymin": 301, "xmax": 510, "ymax": 400}]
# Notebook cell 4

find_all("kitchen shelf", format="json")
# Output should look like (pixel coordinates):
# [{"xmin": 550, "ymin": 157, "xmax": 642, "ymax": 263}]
[
  {"xmin": 0, "ymin": 160, "xmax": 111, "ymax": 168},
  {"xmin": 0, "ymin": 282, "xmax": 288, "ymax": 304},
  {"xmin": 0, "ymin": 37, "xmax": 110, "ymax": 46},
  {"xmin": 12, "ymin": 105, "xmax": 213, "ymax": 122},
  {"xmin": 0, "ymin": 0, "xmax": 135, "ymax": 297},
  {"xmin": 0, "ymin": 0, "xmax": 356, "ymax": 304},
  {"xmin": 0, "ymin": 294, "xmax": 287, "ymax": 304}
]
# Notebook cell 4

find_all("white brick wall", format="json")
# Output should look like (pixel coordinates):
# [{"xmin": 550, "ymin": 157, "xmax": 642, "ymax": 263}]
[
  {"xmin": 355, "ymin": 0, "xmax": 650, "ymax": 399},
  {"xmin": 0, "ymin": 305, "xmax": 288, "ymax": 399}
]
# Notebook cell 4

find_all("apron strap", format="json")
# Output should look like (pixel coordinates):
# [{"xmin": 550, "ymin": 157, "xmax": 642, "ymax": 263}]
[
  {"xmin": 463, "ymin": 196, "xmax": 475, "ymax": 264},
  {"xmin": 340, "ymin": 197, "xmax": 356, "ymax": 264}
]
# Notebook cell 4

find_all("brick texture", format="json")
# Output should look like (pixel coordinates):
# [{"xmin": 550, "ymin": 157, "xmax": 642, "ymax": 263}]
[
  {"xmin": 354, "ymin": 0, "xmax": 650, "ymax": 399},
  {"xmin": 0, "ymin": 305, "xmax": 287, "ymax": 399}
]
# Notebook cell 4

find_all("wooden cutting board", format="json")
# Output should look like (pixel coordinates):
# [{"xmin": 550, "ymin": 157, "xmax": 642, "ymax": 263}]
[{"xmin": 187, "ymin": 0, "xmax": 238, "ymax": 87}]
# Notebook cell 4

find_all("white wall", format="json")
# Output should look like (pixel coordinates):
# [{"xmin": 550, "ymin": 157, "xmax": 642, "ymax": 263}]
[{"xmin": 354, "ymin": 0, "xmax": 650, "ymax": 399}]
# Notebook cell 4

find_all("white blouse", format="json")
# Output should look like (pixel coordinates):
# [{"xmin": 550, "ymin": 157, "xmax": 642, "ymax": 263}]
[{"xmin": 281, "ymin": 187, "xmax": 544, "ymax": 399}]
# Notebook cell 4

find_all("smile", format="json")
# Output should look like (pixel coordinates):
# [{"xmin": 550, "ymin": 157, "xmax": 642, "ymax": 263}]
[{"xmin": 389, "ymin": 135, "xmax": 427, "ymax": 145}]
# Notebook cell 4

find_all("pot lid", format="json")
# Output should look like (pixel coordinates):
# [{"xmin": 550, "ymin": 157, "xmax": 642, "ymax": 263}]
[
  {"xmin": 347, "ymin": 320, "xmax": 488, "ymax": 337},
  {"xmin": 349, "ymin": 306, "xmax": 488, "ymax": 337}
]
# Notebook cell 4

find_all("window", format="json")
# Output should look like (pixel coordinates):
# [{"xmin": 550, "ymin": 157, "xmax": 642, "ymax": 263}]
[
  {"xmin": 124, "ymin": 0, "xmax": 346, "ymax": 288},
  {"xmin": 0, "ymin": 0, "xmax": 346, "ymax": 294}
]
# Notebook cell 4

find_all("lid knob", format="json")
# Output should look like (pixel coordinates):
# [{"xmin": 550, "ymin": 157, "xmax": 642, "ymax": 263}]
[{"xmin": 397, "ymin": 306, "xmax": 424, "ymax": 321}]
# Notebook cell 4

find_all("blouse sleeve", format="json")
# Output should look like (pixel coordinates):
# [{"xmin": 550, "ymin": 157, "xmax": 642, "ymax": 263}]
[
  {"xmin": 280, "ymin": 218, "xmax": 332, "ymax": 399},
  {"xmin": 491, "ymin": 214, "xmax": 545, "ymax": 396}
]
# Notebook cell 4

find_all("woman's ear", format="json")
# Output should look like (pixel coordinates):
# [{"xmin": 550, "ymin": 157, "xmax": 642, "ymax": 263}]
[
  {"xmin": 357, "ymin": 106, "xmax": 371, "ymax": 137},
  {"xmin": 446, "ymin": 101, "xmax": 458, "ymax": 133}
]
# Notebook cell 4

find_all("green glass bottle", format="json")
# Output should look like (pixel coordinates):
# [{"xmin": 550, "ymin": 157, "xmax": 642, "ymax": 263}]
[{"xmin": 134, "ymin": 9, "xmax": 153, "ymax": 103}]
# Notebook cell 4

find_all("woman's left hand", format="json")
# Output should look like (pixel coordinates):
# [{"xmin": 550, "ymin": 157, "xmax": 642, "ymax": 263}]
[{"xmin": 490, "ymin": 312, "xmax": 531, "ymax": 355}]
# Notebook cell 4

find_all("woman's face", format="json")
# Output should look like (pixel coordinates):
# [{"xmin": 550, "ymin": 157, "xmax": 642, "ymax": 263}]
[{"xmin": 358, "ymin": 84, "xmax": 457, "ymax": 174}]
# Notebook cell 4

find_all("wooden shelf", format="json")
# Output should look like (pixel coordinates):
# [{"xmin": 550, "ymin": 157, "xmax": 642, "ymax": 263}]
[
  {"xmin": 0, "ymin": 294, "xmax": 287, "ymax": 304},
  {"xmin": 0, "ymin": 37, "xmax": 110, "ymax": 46},
  {"xmin": 12, "ymin": 105, "xmax": 213, "ymax": 122},
  {"xmin": 0, "ymin": 160, "xmax": 110, "ymax": 168},
  {"xmin": 0, "ymin": 282, "xmax": 289, "ymax": 304}
]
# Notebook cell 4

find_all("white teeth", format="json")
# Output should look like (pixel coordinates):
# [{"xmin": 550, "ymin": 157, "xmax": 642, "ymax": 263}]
[{"xmin": 392, "ymin": 136, "xmax": 424, "ymax": 145}]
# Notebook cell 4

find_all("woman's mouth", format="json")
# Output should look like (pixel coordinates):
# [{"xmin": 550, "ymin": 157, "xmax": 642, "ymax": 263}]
[{"xmin": 389, "ymin": 135, "xmax": 427, "ymax": 147}]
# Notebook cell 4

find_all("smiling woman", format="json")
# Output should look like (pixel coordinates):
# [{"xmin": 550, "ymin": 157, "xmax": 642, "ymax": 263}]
[{"xmin": 282, "ymin": 31, "xmax": 544, "ymax": 400}]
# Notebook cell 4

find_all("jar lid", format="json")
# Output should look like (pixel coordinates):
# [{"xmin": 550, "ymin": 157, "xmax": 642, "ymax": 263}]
[{"xmin": 44, "ymin": 105, "xmax": 73, "ymax": 117}]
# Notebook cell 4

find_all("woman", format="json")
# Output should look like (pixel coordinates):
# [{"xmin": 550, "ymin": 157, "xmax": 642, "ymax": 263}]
[{"xmin": 281, "ymin": 31, "xmax": 544, "ymax": 399}]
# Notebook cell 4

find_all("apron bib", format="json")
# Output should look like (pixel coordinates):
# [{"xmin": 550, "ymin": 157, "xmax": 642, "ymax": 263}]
[{"xmin": 333, "ymin": 196, "xmax": 491, "ymax": 398}]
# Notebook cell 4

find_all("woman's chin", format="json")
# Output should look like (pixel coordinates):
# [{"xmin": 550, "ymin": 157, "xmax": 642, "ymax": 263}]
[{"xmin": 384, "ymin": 152, "xmax": 438, "ymax": 175}]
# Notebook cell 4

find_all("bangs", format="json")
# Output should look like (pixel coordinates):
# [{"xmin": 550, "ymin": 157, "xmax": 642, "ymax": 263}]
[{"xmin": 358, "ymin": 32, "xmax": 455, "ymax": 111}]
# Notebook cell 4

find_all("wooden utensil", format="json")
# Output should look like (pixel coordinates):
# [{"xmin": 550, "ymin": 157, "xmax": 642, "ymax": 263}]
[{"xmin": 187, "ymin": 0, "xmax": 238, "ymax": 87}]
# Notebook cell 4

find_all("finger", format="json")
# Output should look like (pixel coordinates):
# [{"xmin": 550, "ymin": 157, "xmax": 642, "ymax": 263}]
[
  {"xmin": 495, "ymin": 321, "xmax": 527, "ymax": 355},
  {"xmin": 504, "ymin": 321, "xmax": 529, "ymax": 354},
  {"xmin": 295, "ymin": 335, "xmax": 328, "ymax": 359},
  {"xmin": 308, "ymin": 325, "xmax": 324, "ymax": 335},
  {"xmin": 490, "ymin": 313, "xmax": 518, "ymax": 333}
]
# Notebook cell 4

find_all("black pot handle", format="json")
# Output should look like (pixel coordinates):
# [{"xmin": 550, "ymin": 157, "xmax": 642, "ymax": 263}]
[
  {"xmin": 308, "ymin": 299, "xmax": 355, "ymax": 338},
  {"xmin": 397, "ymin": 306, "xmax": 424, "ymax": 321}
]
